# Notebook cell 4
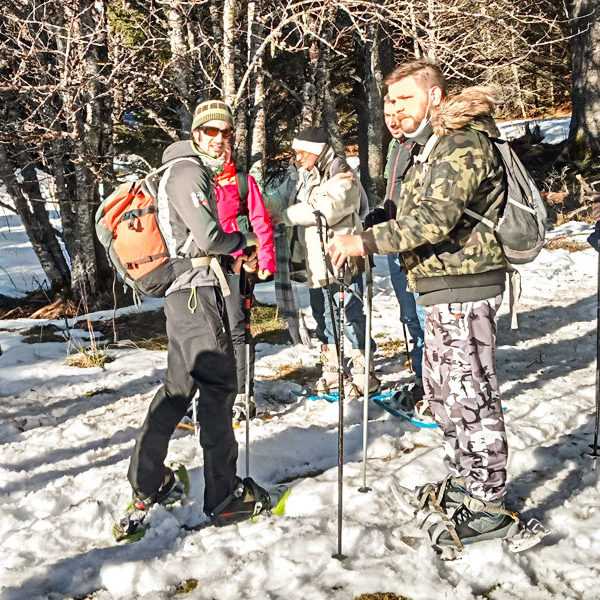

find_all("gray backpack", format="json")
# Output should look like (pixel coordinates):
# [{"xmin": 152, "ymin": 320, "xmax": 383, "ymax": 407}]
[{"xmin": 417, "ymin": 133, "xmax": 547, "ymax": 264}]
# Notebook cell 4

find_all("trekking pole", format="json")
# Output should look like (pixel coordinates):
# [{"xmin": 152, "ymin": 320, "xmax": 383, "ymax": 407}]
[
  {"xmin": 314, "ymin": 211, "xmax": 340, "ymax": 357},
  {"xmin": 576, "ymin": 175, "xmax": 600, "ymax": 467},
  {"xmin": 359, "ymin": 258, "xmax": 373, "ymax": 493},
  {"xmin": 192, "ymin": 391, "xmax": 200, "ymax": 445},
  {"xmin": 588, "ymin": 250, "xmax": 600, "ymax": 469},
  {"xmin": 333, "ymin": 262, "xmax": 347, "ymax": 561},
  {"xmin": 242, "ymin": 269, "xmax": 253, "ymax": 478}
]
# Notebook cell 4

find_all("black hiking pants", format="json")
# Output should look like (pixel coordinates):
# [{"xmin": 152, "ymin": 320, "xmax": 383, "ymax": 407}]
[
  {"xmin": 127, "ymin": 286, "xmax": 238, "ymax": 513},
  {"xmin": 224, "ymin": 272, "xmax": 255, "ymax": 396}
]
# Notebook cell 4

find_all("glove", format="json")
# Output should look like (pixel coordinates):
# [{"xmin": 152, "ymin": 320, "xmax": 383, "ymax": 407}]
[
  {"xmin": 364, "ymin": 207, "xmax": 386, "ymax": 229},
  {"xmin": 258, "ymin": 269, "xmax": 272, "ymax": 280}
]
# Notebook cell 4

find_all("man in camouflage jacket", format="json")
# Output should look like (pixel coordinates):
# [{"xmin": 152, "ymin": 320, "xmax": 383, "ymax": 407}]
[{"xmin": 329, "ymin": 60, "xmax": 519, "ymax": 550}]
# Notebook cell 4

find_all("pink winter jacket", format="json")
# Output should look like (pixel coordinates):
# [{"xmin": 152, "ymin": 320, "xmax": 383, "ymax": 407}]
[{"xmin": 214, "ymin": 162, "xmax": 276, "ymax": 274}]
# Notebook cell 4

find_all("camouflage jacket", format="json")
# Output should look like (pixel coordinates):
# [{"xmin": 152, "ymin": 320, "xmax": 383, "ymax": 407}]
[{"xmin": 361, "ymin": 87, "xmax": 509, "ymax": 305}]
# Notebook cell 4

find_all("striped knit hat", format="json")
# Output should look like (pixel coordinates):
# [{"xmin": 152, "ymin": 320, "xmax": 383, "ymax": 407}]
[{"xmin": 192, "ymin": 100, "xmax": 234, "ymax": 131}]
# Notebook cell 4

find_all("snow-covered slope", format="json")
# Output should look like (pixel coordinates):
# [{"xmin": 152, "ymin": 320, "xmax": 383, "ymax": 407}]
[{"xmin": 1, "ymin": 220, "xmax": 598, "ymax": 600}]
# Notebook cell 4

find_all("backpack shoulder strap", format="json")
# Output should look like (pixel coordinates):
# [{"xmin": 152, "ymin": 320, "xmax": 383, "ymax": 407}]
[
  {"xmin": 236, "ymin": 171, "xmax": 249, "ymax": 203},
  {"xmin": 144, "ymin": 157, "xmax": 202, "ymax": 196}
]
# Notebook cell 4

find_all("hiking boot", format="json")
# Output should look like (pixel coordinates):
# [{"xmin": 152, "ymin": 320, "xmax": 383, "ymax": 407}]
[
  {"xmin": 428, "ymin": 495, "xmax": 520, "ymax": 551},
  {"xmin": 316, "ymin": 343, "xmax": 341, "ymax": 394},
  {"xmin": 345, "ymin": 349, "xmax": 380, "ymax": 397},
  {"xmin": 390, "ymin": 378, "xmax": 435, "ymax": 424},
  {"xmin": 232, "ymin": 393, "xmax": 256, "ymax": 423},
  {"xmin": 393, "ymin": 377, "xmax": 424, "ymax": 410},
  {"xmin": 209, "ymin": 477, "xmax": 272, "ymax": 526}
]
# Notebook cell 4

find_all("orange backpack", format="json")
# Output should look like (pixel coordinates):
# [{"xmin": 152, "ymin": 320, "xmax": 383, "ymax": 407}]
[{"xmin": 95, "ymin": 159, "xmax": 199, "ymax": 298}]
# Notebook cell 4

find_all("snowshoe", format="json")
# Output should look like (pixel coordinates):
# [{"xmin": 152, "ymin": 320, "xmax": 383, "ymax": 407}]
[
  {"xmin": 112, "ymin": 464, "xmax": 190, "ymax": 542},
  {"xmin": 372, "ymin": 391, "xmax": 438, "ymax": 428},
  {"xmin": 391, "ymin": 379, "xmax": 434, "ymax": 422},
  {"xmin": 426, "ymin": 495, "xmax": 548, "ymax": 559},
  {"xmin": 209, "ymin": 477, "xmax": 289, "ymax": 527}
]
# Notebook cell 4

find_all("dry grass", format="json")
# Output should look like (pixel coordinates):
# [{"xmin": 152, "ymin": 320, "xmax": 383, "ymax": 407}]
[
  {"xmin": 66, "ymin": 344, "xmax": 113, "ymax": 369},
  {"xmin": 543, "ymin": 238, "xmax": 591, "ymax": 252},
  {"xmin": 377, "ymin": 339, "xmax": 407, "ymax": 358},
  {"xmin": 29, "ymin": 299, "xmax": 79, "ymax": 319},
  {"xmin": 261, "ymin": 363, "xmax": 321, "ymax": 386},
  {"xmin": 355, "ymin": 594, "xmax": 412, "ymax": 600},
  {"xmin": 74, "ymin": 301, "xmax": 290, "ymax": 348},
  {"xmin": 175, "ymin": 579, "xmax": 198, "ymax": 594},
  {"xmin": 78, "ymin": 308, "xmax": 167, "ymax": 346},
  {"xmin": 251, "ymin": 303, "xmax": 291, "ymax": 344}
]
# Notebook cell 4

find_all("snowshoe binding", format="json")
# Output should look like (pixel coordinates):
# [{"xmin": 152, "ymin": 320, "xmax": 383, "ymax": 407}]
[
  {"xmin": 209, "ymin": 476, "xmax": 289, "ymax": 527},
  {"xmin": 392, "ymin": 476, "xmax": 470, "ymax": 518},
  {"xmin": 113, "ymin": 463, "xmax": 190, "ymax": 542}
]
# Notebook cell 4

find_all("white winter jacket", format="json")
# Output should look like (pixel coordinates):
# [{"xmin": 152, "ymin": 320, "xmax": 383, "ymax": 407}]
[{"xmin": 282, "ymin": 146, "xmax": 363, "ymax": 288}]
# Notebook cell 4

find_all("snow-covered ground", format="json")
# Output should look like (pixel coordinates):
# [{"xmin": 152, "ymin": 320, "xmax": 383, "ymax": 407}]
[{"xmin": 1, "ymin": 212, "xmax": 599, "ymax": 599}]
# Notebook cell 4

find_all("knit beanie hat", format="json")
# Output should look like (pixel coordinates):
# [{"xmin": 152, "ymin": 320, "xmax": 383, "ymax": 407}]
[
  {"xmin": 192, "ymin": 100, "xmax": 234, "ymax": 131},
  {"xmin": 292, "ymin": 126, "xmax": 328, "ymax": 156}
]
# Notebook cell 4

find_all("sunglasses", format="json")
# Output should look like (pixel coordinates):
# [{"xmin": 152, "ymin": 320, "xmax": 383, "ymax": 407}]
[{"xmin": 200, "ymin": 125, "xmax": 234, "ymax": 139}]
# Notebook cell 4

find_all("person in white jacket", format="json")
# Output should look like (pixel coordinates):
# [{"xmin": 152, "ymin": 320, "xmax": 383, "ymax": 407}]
[{"xmin": 279, "ymin": 127, "xmax": 378, "ymax": 396}]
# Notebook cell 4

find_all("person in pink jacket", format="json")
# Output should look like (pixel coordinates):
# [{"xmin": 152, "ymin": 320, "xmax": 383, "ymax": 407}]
[
  {"xmin": 214, "ymin": 140, "xmax": 276, "ymax": 421},
  {"xmin": 214, "ymin": 158, "xmax": 276, "ymax": 278}
]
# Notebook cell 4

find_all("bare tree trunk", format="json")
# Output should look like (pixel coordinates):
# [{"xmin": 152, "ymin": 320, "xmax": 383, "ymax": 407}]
[
  {"xmin": 319, "ymin": 18, "xmax": 345, "ymax": 157},
  {"xmin": 408, "ymin": 2, "xmax": 421, "ymax": 57},
  {"xmin": 167, "ymin": 0, "xmax": 193, "ymax": 134},
  {"xmin": 222, "ymin": 0, "xmax": 237, "ymax": 106},
  {"xmin": 0, "ymin": 146, "xmax": 70, "ymax": 293},
  {"xmin": 426, "ymin": 0, "xmax": 437, "ymax": 60},
  {"xmin": 65, "ymin": 0, "xmax": 114, "ymax": 302},
  {"xmin": 358, "ymin": 26, "xmax": 385, "ymax": 205},
  {"xmin": 511, "ymin": 63, "xmax": 527, "ymax": 119},
  {"xmin": 301, "ymin": 39, "xmax": 320, "ymax": 128},
  {"xmin": 247, "ymin": 0, "xmax": 265, "ymax": 181},
  {"xmin": 567, "ymin": 0, "xmax": 600, "ymax": 156}
]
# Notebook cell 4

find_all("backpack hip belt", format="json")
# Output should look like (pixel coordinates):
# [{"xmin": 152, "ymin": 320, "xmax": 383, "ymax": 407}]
[{"xmin": 189, "ymin": 256, "xmax": 230, "ymax": 297}]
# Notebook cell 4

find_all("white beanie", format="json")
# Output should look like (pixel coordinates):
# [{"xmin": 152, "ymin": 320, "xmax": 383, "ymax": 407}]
[{"xmin": 292, "ymin": 126, "xmax": 328, "ymax": 156}]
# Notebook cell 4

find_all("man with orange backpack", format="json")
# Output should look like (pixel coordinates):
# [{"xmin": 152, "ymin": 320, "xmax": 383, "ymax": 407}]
[{"xmin": 117, "ymin": 100, "xmax": 283, "ymax": 540}]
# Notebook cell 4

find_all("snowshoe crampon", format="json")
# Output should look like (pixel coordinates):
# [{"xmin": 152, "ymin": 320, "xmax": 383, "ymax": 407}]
[
  {"xmin": 506, "ymin": 517, "xmax": 550, "ymax": 552},
  {"xmin": 112, "ymin": 509, "xmax": 149, "ymax": 543}
]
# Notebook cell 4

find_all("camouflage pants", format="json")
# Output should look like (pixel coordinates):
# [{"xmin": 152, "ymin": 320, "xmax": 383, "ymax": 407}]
[{"xmin": 423, "ymin": 295, "xmax": 507, "ymax": 501}]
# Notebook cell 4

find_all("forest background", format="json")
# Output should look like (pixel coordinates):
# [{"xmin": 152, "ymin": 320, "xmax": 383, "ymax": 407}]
[{"xmin": 0, "ymin": 0, "xmax": 599, "ymax": 307}]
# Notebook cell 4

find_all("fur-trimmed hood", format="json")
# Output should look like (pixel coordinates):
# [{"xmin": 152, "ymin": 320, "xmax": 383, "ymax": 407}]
[{"xmin": 431, "ymin": 86, "xmax": 500, "ymax": 138}]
